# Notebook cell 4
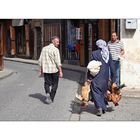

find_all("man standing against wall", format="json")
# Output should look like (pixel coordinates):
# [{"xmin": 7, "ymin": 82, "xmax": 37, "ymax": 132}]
[
  {"xmin": 39, "ymin": 36, "xmax": 63, "ymax": 104},
  {"xmin": 107, "ymin": 32, "xmax": 125, "ymax": 87}
]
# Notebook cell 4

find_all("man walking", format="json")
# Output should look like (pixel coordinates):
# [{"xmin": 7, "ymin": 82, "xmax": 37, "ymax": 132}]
[
  {"xmin": 107, "ymin": 32, "xmax": 124, "ymax": 86},
  {"xmin": 39, "ymin": 36, "xmax": 63, "ymax": 104}
]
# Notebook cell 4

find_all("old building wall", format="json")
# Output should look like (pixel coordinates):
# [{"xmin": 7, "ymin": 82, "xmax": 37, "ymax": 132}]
[{"xmin": 120, "ymin": 19, "xmax": 140, "ymax": 88}]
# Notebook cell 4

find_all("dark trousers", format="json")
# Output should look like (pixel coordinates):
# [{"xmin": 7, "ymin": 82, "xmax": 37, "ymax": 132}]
[{"xmin": 44, "ymin": 72, "xmax": 59, "ymax": 101}]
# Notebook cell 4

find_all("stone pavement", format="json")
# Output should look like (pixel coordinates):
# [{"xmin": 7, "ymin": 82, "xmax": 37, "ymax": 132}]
[
  {"xmin": 1, "ymin": 57, "xmax": 140, "ymax": 98},
  {"xmin": 121, "ymin": 88, "xmax": 140, "ymax": 98}
]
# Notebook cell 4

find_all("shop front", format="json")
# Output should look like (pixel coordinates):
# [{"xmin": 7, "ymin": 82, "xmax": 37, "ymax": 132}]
[{"xmin": 11, "ymin": 19, "xmax": 31, "ymax": 58}]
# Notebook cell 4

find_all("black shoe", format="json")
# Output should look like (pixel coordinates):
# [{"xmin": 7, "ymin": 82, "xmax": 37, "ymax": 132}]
[
  {"xmin": 96, "ymin": 108, "xmax": 102, "ymax": 116},
  {"xmin": 106, "ymin": 105, "xmax": 114, "ymax": 112},
  {"xmin": 102, "ymin": 110, "xmax": 106, "ymax": 114}
]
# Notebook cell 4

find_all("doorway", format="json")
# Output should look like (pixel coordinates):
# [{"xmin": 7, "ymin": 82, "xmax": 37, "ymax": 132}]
[{"xmin": 15, "ymin": 26, "xmax": 26, "ymax": 56}]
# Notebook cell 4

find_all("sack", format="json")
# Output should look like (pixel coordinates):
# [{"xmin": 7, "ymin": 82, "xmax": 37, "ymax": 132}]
[
  {"xmin": 75, "ymin": 81, "xmax": 91, "ymax": 103},
  {"xmin": 87, "ymin": 60, "xmax": 102, "ymax": 76},
  {"xmin": 81, "ymin": 81, "xmax": 91, "ymax": 102}
]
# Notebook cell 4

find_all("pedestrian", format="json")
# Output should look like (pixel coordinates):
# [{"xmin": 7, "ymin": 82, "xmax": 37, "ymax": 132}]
[
  {"xmin": 107, "ymin": 32, "xmax": 125, "ymax": 87},
  {"xmin": 38, "ymin": 36, "xmax": 63, "ymax": 104},
  {"xmin": 87, "ymin": 39, "xmax": 116, "ymax": 116}
]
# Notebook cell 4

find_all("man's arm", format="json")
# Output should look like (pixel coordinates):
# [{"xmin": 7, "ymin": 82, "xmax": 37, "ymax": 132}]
[
  {"xmin": 120, "ymin": 41, "xmax": 125, "ymax": 56},
  {"xmin": 58, "ymin": 66, "xmax": 63, "ymax": 78},
  {"xmin": 54, "ymin": 49, "xmax": 63, "ymax": 78}
]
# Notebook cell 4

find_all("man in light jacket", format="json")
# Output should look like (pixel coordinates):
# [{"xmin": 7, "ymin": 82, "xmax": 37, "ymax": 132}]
[{"xmin": 39, "ymin": 36, "xmax": 63, "ymax": 104}]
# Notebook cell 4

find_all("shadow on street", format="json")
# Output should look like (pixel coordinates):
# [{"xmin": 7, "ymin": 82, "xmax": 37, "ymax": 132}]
[
  {"xmin": 70, "ymin": 101, "xmax": 97, "ymax": 115},
  {"xmin": 70, "ymin": 101, "xmax": 115, "ymax": 116},
  {"xmin": 36, "ymin": 69, "xmax": 86, "ymax": 85},
  {"xmin": 29, "ymin": 93, "xmax": 47, "ymax": 104},
  {"xmin": 62, "ymin": 69, "xmax": 86, "ymax": 85}
]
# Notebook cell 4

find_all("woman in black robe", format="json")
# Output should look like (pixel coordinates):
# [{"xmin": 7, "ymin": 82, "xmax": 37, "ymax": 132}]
[{"xmin": 87, "ymin": 39, "xmax": 116, "ymax": 116}]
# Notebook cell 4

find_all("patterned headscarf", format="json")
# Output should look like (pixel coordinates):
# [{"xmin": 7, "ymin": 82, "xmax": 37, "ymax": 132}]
[{"xmin": 96, "ymin": 39, "xmax": 109, "ymax": 63}]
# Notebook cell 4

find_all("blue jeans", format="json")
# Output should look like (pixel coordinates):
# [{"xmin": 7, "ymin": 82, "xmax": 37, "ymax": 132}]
[{"xmin": 111, "ymin": 60, "xmax": 120, "ymax": 86}]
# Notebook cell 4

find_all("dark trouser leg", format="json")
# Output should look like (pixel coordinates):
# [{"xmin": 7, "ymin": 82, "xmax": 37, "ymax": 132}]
[
  {"xmin": 50, "ymin": 72, "xmax": 59, "ymax": 102},
  {"xmin": 44, "ymin": 73, "xmax": 51, "ymax": 94}
]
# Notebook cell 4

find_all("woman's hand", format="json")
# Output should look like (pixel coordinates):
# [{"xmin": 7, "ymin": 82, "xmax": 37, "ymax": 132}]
[
  {"xmin": 87, "ymin": 79, "xmax": 92, "ymax": 84},
  {"xmin": 112, "ymin": 82, "xmax": 117, "ymax": 88}
]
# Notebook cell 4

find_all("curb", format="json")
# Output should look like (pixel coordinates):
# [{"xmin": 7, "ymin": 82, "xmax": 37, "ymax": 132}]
[
  {"xmin": 121, "ymin": 90, "xmax": 140, "ymax": 98},
  {"xmin": 4, "ymin": 57, "xmax": 38, "ymax": 65},
  {"xmin": 0, "ymin": 69, "xmax": 14, "ymax": 80},
  {"xmin": 4, "ymin": 57, "xmax": 87, "ymax": 71}
]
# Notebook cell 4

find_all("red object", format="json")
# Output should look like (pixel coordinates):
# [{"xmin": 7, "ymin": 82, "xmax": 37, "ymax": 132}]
[{"xmin": 75, "ymin": 44, "xmax": 80, "ymax": 53}]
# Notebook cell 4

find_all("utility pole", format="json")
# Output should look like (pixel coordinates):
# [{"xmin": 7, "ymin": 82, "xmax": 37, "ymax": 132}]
[
  {"xmin": 41, "ymin": 19, "xmax": 44, "ymax": 48},
  {"xmin": 0, "ymin": 23, "xmax": 4, "ymax": 71},
  {"xmin": 0, "ymin": 53, "xmax": 4, "ymax": 71}
]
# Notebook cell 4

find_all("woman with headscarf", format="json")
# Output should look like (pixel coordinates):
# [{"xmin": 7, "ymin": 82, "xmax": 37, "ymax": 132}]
[{"xmin": 87, "ymin": 39, "xmax": 116, "ymax": 116}]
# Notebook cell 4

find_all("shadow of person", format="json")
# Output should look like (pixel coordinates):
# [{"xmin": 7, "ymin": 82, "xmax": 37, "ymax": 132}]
[
  {"xmin": 80, "ymin": 103, "xmax": 97, "ymax": 115},
  {"xmin": 69, "ymin": 100, "xmax": 82, "ymax": 114},
  {"xmin": 69, "ymin": 100, "xmax": 97, "ymax": 115},
  {"xmin": 29, "ymin": 93, "xmax": 47, "ymax": 104},
  {"xmin": 63, "ymin": 69, "xmax": 86, "ymax": 85}
]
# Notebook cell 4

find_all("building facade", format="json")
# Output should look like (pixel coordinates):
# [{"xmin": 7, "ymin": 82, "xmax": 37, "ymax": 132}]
[
  {"xmin": 43, "ymin": 19, "xmax": 118, "ymax": 66},
  {"xmin": 0, "ymin": 20, "xmax": 12, "ymax": 70},
  {"xmin": 2, "ymin": 19, "xmax": 140, "ymax": 88},
  {"xmin": 120, "ymin": 19, "xmax": 140, "ymax": 88},
  {"xmin": 1, "ymin": 19, "xmax": 118, "ymax": 69}
]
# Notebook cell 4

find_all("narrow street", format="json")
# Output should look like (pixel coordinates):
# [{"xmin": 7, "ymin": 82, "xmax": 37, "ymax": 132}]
[
  {"xmin": 1, "ymin": 60, "xmax": 140, "ymax": 121},
  {"xmin": 0, "ymin": 61, "xmax": 81, "ymax": 120}
]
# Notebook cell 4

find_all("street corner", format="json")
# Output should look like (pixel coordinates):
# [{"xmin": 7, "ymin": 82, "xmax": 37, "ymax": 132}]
[{"xmin": 0, "ymin": 69, "xmax": 14, "ymax": 80}]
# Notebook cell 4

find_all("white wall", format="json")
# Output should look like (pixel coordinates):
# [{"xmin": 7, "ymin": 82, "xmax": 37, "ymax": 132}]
[{"xmin": 120, "ymin": 19, "xmax": 140, "ymax": 88}]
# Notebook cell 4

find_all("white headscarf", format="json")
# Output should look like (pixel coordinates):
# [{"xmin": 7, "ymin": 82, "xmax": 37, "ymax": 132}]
[{"xmin": 96, "ymin": 39, "xmax": 109, "ymax": 63}]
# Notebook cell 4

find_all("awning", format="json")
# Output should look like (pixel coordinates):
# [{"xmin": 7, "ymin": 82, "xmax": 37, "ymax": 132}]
[{"xmin": 12, "ymin": 19, "xmax": 24, "ymax": 26}]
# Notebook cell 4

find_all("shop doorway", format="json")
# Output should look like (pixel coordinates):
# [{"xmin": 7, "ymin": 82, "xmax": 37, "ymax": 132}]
[
  {"xmin": 6, "ymin": 30, "xmax": 11, "ymax": 56},
  {"xmin": 36, "ymin": 27, "xmax": 42, "ymax": 59},
  {"xmin": 44, "ymin": 23, "xmax": 61, "ymax": 46},
  {"xmin": 64, "ymin": 20, "xmax": 80, "ymax": 65},
  {"xmin": 15, "ymin": 26, "xmax": 26, "ymax": 56}
]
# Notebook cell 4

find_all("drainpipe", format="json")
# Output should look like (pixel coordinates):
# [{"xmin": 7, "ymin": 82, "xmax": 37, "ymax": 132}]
[
  {"xmin": 33, "ymin": 28, "xmax": 37, "ymax": 60},
  {"xmin": 0, "ymin": 23, "xmax": 4, "ymax": 71},
  {"xmin": 41, "ymin": 19, "xmax": 44, "ymax": 48},
  {"xmin": 25, "ymin": 24, "xmax": 30, "ymax": 57},
  {"xmin": 119, "ymin": 19, "xmax": 123, "ymax": 85}
]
